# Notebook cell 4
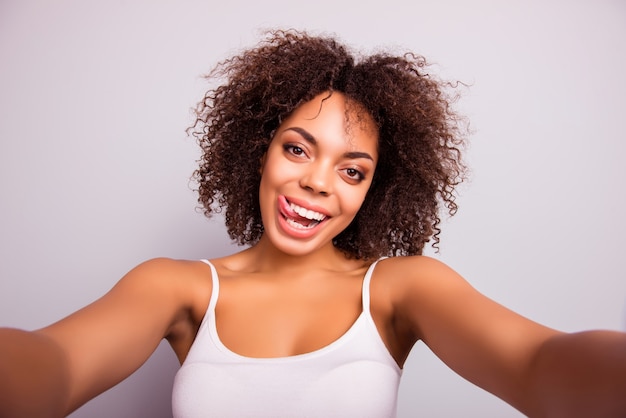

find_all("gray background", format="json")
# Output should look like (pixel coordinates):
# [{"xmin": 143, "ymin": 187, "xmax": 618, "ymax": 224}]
[{"xmin": 1, "ymin": 1, "xmax": 625, "ymax": 417}]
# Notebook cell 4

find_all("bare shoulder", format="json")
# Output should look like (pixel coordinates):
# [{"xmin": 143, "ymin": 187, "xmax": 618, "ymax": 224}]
[
  {"xmin": 38, "ymin": 257, "xmax": 216, "ymax": 346},
  {"xmin": 372, "ymin": 255, "xmax": 551, "ymax": 342},
  {"xmin": 373, "ymin": 255, "xmax": 473, "ymax": 322},
  {"xmin": 117, "ymin": 257, "xmax": 213, "ymax": 299},
  {"xmin": 114, "ymin": 257, "xmax": 215, "ymax": 326},
  {"xmin": 374, "ymin": 255, "xmax": 467, "ymax": 295}
]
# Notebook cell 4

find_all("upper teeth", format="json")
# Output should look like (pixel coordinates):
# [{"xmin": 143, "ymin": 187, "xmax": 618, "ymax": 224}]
[{"xmin": 290, "ymin": 203, "xmax": 326, "ymax": 221}]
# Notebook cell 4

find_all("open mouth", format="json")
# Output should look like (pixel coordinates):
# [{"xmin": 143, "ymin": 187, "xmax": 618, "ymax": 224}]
[{"xmin": 280, "ymin": 197, "xmax": 328, "ymax": 230}]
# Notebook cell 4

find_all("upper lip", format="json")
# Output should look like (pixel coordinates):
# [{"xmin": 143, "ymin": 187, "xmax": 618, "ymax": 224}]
[{"xmin": 284, "ymin": 196, "xmax": 332, "ymax": 219}]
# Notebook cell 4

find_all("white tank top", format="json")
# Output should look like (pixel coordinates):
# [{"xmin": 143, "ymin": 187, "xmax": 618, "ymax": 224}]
[{"xmin": 172, "ymin": 259, "xmax": 402, "ymax": 418}]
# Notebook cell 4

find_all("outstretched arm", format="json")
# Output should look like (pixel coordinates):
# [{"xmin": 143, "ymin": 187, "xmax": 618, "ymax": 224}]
[
  {"xmin": 0, "ymin": 258, "xmax": 205, "ymax": 417},
  {"xmin": 388, "ymin": 256, "xmax": 626, "ymax": 417},
  {"xmin": 526, "ymin": 330, "xmax": 626, "ymax": 417},
  {"xmin": 0, "ymin": 328, "xmax": 71, "ymax": 417}
]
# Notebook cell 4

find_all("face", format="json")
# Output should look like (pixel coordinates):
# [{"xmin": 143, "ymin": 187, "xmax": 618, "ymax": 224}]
[{"xmin": 259, "ymin": 91, "xmax": 379, "ymax": 256}]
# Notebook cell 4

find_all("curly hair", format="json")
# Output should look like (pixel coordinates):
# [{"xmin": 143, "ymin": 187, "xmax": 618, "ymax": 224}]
[{"xmin": 191, "ymin": 29, "xmax": 467, "ymax": 260}]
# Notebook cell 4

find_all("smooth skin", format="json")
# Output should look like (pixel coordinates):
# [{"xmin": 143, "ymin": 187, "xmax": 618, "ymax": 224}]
[{"xmin": 1, "ymin": 92, "xmax": 625, "ymax": 417}]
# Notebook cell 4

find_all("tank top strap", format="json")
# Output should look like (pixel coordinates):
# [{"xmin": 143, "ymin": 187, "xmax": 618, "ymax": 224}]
[
  {"xmin": 361, "ymin": 257, "xmax": 387, "ymax": 314},
  {"xmin": 200, "ymin": 259, "xmax": 220, "ymax": 314},
  {"xmin": 200, "ymin": 258, "xmax": 383, "ymax": 316}
]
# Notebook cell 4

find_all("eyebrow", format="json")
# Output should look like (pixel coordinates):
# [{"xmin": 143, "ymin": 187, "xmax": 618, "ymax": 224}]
[{"xmin": 285, "ymin": 127, "xmax": 374, "ymax": 161}]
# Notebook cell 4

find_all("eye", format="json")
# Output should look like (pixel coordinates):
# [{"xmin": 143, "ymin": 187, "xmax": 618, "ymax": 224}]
[
  {"xmin": 283, "ymin": 144, "xmax": 307, "ymax": 158},
  {"xmin": 342, "ymin": 167, "xmax": 365, "ymax": 183}
]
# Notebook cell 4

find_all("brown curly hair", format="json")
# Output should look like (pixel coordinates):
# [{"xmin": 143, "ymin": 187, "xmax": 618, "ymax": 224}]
[{"xmin": 192, "ymin": 29, "xmax": 467, "ymax": 260}]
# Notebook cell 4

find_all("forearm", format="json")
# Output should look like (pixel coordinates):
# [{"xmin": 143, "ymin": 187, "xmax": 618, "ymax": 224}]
[
  {"xmin": 0, "ymin": 328, "xmax": 71, "ymax": 418},
  {"xmin": 526, "ymin": 330, "xmax": 626, "ymax": 418}
]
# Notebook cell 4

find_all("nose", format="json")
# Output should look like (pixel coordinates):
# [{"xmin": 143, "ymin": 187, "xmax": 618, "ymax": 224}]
[{"xmin": 299, "ymin": 161, "xmax": 333, "ymax": 196}]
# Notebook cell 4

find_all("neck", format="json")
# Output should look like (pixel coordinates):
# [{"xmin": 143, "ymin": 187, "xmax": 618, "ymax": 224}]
[{"xmin": 242, "ymin": 235, "xmax": 360, "ymax": 274}]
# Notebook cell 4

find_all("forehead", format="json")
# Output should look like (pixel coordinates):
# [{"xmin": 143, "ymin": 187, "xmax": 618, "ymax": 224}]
[{"xmin": 278, "ymin": 92, "xmax": 379, "ymax": 152}]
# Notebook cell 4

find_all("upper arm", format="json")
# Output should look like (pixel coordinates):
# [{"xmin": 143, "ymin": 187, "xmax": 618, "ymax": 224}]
[
  {"xmin": 390, "ymin": 256, "xmax": 560, "ymax": 413},
  {"xmin": 37, "ymin": 257, "xmax": 201, "ymax": 414}
]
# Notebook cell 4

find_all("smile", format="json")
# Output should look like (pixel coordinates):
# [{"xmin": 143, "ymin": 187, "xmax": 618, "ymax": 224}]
[
  {"xmin": 277, "ymin": 196, "xmax": 330, "ymax": 233},
  {"xmin": 289, "ymin": 202, "xmax": 327, "ymax": 222}
]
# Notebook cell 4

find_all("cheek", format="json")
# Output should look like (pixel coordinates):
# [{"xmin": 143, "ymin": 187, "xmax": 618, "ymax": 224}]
[
  {"xmin": 258, "ymin": 153, "xmax": 289, "ymax": 211},
  {"xmin": 259, "ymin": 151, "xmax": 281, "ymax": 185},
  {"xmin": 261, "ymin": 152, "xmax": 307, "ymax": 191},
  {"xmin": 259, "ymin": 162, "xmax": 286, "ymax": 192},
  {"xmin": 339, "ymin": 184, "xmax": 372, "ymax": 217}
]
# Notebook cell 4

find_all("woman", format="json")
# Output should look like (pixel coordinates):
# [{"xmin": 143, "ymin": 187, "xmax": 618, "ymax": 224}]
[{"xmin": 1, "ymin": 29, "xmax": 625, "ymax": 417}]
